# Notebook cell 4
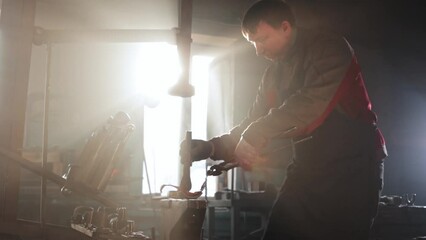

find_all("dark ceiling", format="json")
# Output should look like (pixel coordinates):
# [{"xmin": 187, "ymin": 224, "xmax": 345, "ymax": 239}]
[{"xmin": 30, "ymin": 0, "xmax": 426, "ymax": 54}]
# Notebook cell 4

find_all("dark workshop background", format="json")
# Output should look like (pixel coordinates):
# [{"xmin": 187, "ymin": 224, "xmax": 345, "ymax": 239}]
[{"xmin": 285, "ymin": 0, "xmax": 426, "ymax": 204}]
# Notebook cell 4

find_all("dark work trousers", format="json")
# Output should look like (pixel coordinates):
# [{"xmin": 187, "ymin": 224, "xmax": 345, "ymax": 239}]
[{"xmin": 262, "ymin": 110, "xmax": 384, "ymax": 240}]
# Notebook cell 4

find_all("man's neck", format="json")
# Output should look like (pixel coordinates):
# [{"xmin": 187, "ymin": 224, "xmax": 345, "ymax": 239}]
[{"xmin": 277, "ymin": 27, "xmax": 298, "ymax": 63}]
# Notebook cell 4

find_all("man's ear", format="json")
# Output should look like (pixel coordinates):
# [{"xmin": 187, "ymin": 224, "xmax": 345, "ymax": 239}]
[{"xmin": 281, "ymin": 21, "xmax": 291, "ymax": 32}]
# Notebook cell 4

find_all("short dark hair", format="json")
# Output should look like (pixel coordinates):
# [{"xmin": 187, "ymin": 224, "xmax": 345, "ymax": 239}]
[{"xmin": 241, "ymin": 0, "xmax": 295, "ymax": 35}]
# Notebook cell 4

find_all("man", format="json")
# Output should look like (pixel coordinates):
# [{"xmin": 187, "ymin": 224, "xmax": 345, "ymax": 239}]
[{"xmin": 181, "ymin": 0, "xmax": 387, "ymax": 239}]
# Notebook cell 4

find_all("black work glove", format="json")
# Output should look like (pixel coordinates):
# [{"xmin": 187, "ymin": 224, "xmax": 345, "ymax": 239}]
[{"xmin": 180, "ymin": 139, "xmax": 214, "ymax": 162}]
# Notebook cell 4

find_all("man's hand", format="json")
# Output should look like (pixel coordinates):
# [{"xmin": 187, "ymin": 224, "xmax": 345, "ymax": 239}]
[
  {"xmin": 234, "ymin": 138, "xmax": 266, "ymax": 171},
  {"xmin": 180, "ymin": 139, "xmax": 214, "ymax": 162}
]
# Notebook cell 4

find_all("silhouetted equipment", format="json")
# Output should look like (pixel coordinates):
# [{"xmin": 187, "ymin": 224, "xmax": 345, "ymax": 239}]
[
  {"xmin": 168, "ymin": 80, "xmax": 195, "ymax": 98},
  {"xmin": 371, "ymin": 194, "xmax": 426, "ymax": 240},
  {"xmin": 160, "ymin": 130, "xmax": 205, "ymax": 199},
  {"xmin": 62, "ymin": 111, "xmax": 135, "ymax": 195},
  {"xmin": 159, "ymin": 199, "xmax": 206, "ymax": 240},
  {"xmin": 0, "ymin": 111, "xmax": 139, "ymax": 240},
  {"xmin": 71, "ymin": 205, "xmax": 151, "ymax": 240},
  {"xmin": 156, "ymin": 130, "xmax": 206, "ymax": 240},
  {"xmin": 207, "ymin": 185, "xmax": 277, "ymax": 240},
  {"xmin": 0, "ymin": 113, "xmax": 135, "ymax": 208},
  {"xmin": 59, "ymin": 112, "xmax": 155, "ymax": 239},
  {"xmin": 179, "ymin": 131, "xmax": 192, "ymax": 193}
]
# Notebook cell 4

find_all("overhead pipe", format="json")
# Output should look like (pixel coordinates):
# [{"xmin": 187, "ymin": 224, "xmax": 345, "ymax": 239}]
[{"xmin": 168, "ymin": 0, "xmax": 195, "ymax": 97}]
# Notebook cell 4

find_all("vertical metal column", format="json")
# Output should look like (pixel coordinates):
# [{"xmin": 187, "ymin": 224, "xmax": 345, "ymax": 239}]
[
  {"xmin": 0, "ymin": 0, "xmax": 36, "ymax": 222},
  {"xmin": 40, "ymin": 42, "xmax": 52, "ymax": 233}
]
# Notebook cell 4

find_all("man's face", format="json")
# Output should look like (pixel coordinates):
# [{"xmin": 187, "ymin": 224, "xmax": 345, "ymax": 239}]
[{"xmin": 244, "ymin": 20, "xmax": 293, "ymax": 61}]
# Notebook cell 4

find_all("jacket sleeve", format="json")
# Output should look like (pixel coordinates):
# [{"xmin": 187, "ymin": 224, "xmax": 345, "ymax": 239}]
[
  {"xmin": 209, "ymin": 67, "xmax": 275, "ymax": 162},
  {"xmin": 242, "ymin": 37, "xmax": 354, "ymax": 149}
]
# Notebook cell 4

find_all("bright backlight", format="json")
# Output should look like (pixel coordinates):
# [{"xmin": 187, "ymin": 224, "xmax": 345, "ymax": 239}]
[{"xmin": 131, "ymin": 43, "xmax": 180, "ymax": 104}]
